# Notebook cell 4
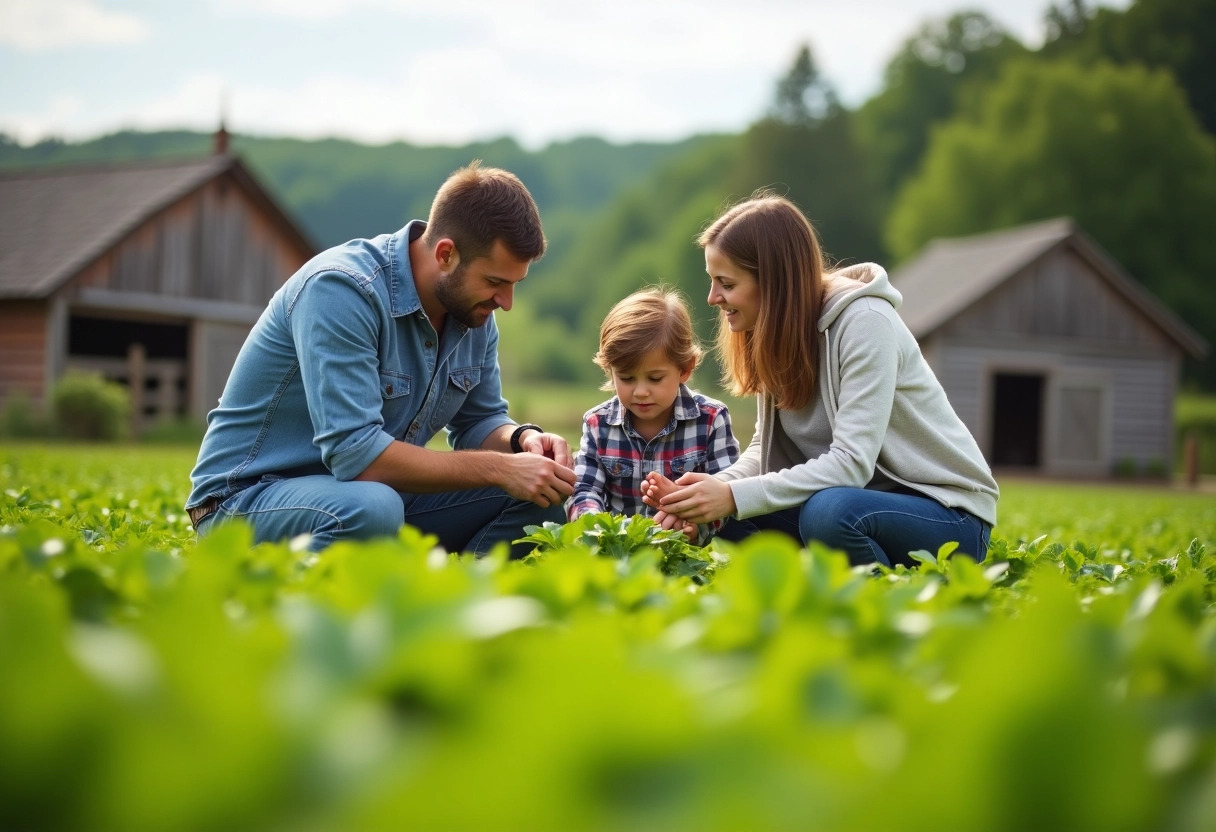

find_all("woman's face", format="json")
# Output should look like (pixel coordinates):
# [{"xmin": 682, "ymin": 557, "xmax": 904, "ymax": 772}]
[{"xmin": 705, "ymin": 243, "xmax": 760, "ymax": 333}]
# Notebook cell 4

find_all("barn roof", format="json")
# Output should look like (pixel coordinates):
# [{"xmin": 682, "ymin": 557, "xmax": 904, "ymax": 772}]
[
  {"xmin": 0, "ymin": 154, "xmax": 314, "ymax": 300},
  {"xmin": 890, "ymin": 217, "xmax": 1208, "ymax": 359}
]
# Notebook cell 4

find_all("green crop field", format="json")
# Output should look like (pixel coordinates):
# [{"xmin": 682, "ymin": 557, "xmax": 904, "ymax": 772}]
[{"xmin": 2, "ymin": 442, "xmax": 1215, "ymax": 832}]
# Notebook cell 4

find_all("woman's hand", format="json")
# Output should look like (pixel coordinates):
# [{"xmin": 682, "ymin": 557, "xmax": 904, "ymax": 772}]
[
  {"xmin": 644, "ymin": 473, "xmax": 705, "ymax": 541},
  {"xmin": 651, "ymin": 472, "xmax": 736, "ymax": 526}
]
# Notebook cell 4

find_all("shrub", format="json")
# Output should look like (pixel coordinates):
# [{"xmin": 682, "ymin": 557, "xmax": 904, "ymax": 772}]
[
  {"xmin": 0, "ymin": 390, "xmax": 48, "ymax": 439},
  {"xmin": 50, "ymin": 371, "xmax": 130, "ymax": 441},
  {"xmin": 1176, "ymin": 393, "xmax": 1216, "ymax": 476}
]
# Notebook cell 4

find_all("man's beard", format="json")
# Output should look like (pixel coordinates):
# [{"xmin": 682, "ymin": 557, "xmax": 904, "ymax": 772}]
[{"xmin": 434, "ymin": 263, "xmax": 497, "ymax": 328}]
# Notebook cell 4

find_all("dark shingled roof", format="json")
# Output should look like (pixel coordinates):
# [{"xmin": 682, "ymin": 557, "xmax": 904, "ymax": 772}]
[
  {"xmin": 890, "ymin": 217, "xmax": 1207, "ymax": 359},
  {"xmin": 0, "ymin": 154, "xmax": 313, "ymax": 300}
]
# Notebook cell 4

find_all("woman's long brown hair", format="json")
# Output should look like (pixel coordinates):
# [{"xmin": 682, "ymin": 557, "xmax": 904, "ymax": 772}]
[{"xmin": 698, "ymin": 192, "xmax": 825, "ymax": 410}]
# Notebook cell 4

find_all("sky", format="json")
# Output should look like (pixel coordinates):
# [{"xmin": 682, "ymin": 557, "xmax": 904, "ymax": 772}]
[{"xmin": 0, "ymin": 0, "xmax": 1131, "ymax": 150}]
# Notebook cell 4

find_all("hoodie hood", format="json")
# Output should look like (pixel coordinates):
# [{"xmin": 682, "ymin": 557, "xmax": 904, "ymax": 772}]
[{"xmin": 817, "ymin": 263, "xmax": 901, "ymax": 332}]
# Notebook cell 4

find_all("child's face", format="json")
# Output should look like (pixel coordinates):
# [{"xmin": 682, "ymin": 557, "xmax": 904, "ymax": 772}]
[{"xmin": 611, "ymin": 347, "xmax": 693, "ymax": 438}]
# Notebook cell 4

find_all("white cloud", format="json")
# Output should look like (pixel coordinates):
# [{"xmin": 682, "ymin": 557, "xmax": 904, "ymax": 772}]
[
  {"xmin": 0, "ymin": 0, "xmax": 1135, "ymax": 147},
  {"xmin": 0, "ymin": 94, "xmax": 87, "ymax": 143},
  {"xmin": 0, "ymin": 0, "xmax": 150, "ymax": 50}
]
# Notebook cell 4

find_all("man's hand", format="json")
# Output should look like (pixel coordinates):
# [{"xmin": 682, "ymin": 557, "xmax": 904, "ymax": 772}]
[
  {"xmin": 652, "ymin": 472, "xmax": 736, "ymax": 526},
  {"xmin": 499, "ymin": 451, "xmax": 576, "ymax": 508},
  {"xmin": 518, "ymin": 430, "xmax": 574, "ymax": 469}
]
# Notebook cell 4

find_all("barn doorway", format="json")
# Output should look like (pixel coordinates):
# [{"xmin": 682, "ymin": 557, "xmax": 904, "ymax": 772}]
[
  {"xmin": 66, "ymin": 315, "xmax": 190, "ymax": 425},
  {"xmin": 990, "ymin": 372, "xmax": 1044, "ymax": 467}
]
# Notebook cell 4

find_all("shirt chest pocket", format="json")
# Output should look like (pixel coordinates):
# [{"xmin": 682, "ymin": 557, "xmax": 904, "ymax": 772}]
[
  {"xmin": 668, "ymin": 450, "xmax": 707, "ymax": 477},
  {"xmin": 600, "ymin": 455, "xmax": 638, "ymax": 480},
  {"xmin": 448, "ymin": 367, "xmax": 480, "ymax": 393},
  {"xmin": 435, "ymin": 365, "xmax": 482, "ymax": 427},
  {"xmin": 379, "ymin": 371, "xmax": 411, "ymax": 400}
]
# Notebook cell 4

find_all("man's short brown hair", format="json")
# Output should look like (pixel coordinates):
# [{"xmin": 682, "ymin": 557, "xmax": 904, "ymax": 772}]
[{"xmin": 423, "ymin": 160, "xmax": 546, "ymax": 264}]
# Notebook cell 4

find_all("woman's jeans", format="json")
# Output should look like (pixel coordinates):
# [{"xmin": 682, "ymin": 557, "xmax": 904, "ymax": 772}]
[
  {"xmin": 195, "ymin": 474, "xmax": 565, "ymax": 558},
  {"xmin": 718, "ymin": 486, "xmax": 992, "ymax": 568}
]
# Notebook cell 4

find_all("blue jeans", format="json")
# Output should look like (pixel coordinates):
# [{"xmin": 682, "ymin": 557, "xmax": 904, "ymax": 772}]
[
  {"xmin": 195, "ymin": 474, "xmax": 564, "ymax": 558},
  {"xmin": 718, "ymin": 486, "xmax": 991, "ymax": 568}
]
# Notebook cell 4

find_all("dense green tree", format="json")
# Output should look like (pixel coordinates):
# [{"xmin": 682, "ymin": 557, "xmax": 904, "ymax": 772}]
[
  {"xmin": 1046, "ymin": 0, "xmax": 1216, "ymax": 136},
  {"xmin": 888, "ymin": 59, "xmax": 1216, "ymax": 385},
  {"xmin": 854, "ymin": 12, "xmax": 1028, "ymax": 205},
  {"xmin": 770, "ymin": 44, "xmax": 840, "ymax": 125}
]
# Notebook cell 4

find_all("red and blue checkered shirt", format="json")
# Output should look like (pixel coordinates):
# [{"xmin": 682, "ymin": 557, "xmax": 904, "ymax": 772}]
[{"xmin": 567, "ymin": 385, "xmax": 739, "ymax": 544}]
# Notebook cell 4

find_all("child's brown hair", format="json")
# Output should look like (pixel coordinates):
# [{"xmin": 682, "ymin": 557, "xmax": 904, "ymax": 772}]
[{"xmin": 593, "ymin": 287, "xmax": 703, "ymax": 391}]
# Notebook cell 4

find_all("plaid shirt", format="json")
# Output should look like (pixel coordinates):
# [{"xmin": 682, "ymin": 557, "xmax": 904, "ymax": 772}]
[{"xmin": 567, "ymin": 385, "xmax": 739, "ymax": 544}]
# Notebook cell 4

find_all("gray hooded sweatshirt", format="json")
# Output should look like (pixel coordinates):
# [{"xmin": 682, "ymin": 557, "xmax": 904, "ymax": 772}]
[{"xmin": 717, "ymin": 263, "xmax": 999, "ymax": 526}]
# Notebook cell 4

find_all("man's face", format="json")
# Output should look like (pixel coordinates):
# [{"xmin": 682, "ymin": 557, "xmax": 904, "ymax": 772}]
[{"xmin": 434, "ymin": 240, "xmax": 530, "ymax": 328}]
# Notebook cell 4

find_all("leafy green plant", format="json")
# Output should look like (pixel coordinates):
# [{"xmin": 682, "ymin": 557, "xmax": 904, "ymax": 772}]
[
  {"xmin": 0, "ymin": 390, "xmax": 47, "ymax": 439},
  {"xmin": 50, "ymin": 371, "xmax": 131, "ymax": 441},
  {"xmin": 518, "ymin": 512, "xmax": 727, "ymax": 584},
  {"xmin": 1, "ymin": 444, "xmax": 1215, "ymax": 831}
]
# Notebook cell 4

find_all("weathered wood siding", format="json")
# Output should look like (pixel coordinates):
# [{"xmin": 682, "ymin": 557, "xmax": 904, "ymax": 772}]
[
  {"xmin": 928, "ymin": 343, "xmax": 1177, "ymax": 470},
  {"xmin": 190, "ymin": 320, "xmax": 255, "ymax": 418},
  {"xmin": 939, "ymin": 247, "xmax": 1175, "ymax": 352},
  {"xmin": 0, "ymin": 301, "xmax": 48, "ymax": 402},
  {"xmin": 922, "ymin": 245, "xmax": 1181, "ymax": 474},
  {"xmin": 75, "ymin": 175, "xmax": 304, "ymax": 304}
]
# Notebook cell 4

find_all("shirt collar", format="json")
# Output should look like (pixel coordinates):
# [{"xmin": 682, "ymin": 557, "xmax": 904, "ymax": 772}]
[
  {"xmin": 387, "ymin": 220, "xmax": 428, "ymax": 319},
  {"xmin": 603, "ymin": 384, "xmax": 700, "ymax": 429}
]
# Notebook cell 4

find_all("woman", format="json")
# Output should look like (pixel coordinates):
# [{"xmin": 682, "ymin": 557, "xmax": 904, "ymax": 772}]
[{"xmin": 644, "ymin": 193, "xmax": 998, "ymax": 567}]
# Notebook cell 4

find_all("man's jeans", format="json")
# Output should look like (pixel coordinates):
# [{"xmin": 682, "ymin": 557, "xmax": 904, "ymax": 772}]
[
  {"xmin": 718, "ymin": 486, "xmax": 992, "ymax": 567},
  {"xmin": 195, "ymin": 474, "xmax": 564, "ymax": 558}
]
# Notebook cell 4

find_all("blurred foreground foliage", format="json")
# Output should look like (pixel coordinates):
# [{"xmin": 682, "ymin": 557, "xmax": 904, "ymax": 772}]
[{"xmin": 2, "ymin": 444, "xmax": 1215, "ymax": 832}]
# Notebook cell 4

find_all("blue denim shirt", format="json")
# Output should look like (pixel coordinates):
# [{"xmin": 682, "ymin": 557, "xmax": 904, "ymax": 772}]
[{"xmin": 187, "ymin": 221, "xmax": 515, "ymax": 509}]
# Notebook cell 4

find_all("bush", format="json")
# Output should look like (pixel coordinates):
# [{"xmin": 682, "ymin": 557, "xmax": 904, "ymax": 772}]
[
  {"xmin": 1176, "ymin": 393, "xmax": 1216, "ymax": 476},
  {"xmin": 50, "ymin": 371, "xmax": 130, "ymax": 441},
  {"xmin": 0, "ymin": 391, "xmax": 48, "ymax": 439}
]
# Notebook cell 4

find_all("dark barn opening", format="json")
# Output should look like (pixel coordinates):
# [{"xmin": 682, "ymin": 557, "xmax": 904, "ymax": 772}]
[
  {"xmin": 991, "ymin": 372, "xmax": 1044, "ymax": 467},
  {"xmin": 67, "ymin": 315, "xmax": 190, "ymax": 421}
]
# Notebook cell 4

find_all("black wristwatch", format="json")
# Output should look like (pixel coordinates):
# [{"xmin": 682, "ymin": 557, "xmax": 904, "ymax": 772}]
[{"xmin": 509, "ymin": 423, "xmax": 543, "ymax": 453}]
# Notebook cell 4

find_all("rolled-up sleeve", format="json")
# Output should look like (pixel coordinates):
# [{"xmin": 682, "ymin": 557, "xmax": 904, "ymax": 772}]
[{"xmin": 287, "ymin": 270, "xmax": 395, "ymax": 481}]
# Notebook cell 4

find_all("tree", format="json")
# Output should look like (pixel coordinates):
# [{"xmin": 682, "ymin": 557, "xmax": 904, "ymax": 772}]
[
  {"xmin": 770, "ymin": 44, "xmax": 839, "ymax": 125},
  {"xmin": 1043, "ymin": 0, "xmax": 1092, "ymax": 45},
  {"xmin": 854, "ymin": 12, "xmax": 1028, "ymax": 203},
  {"xmin": 1053, "ymin": 0, "xmax": 1216, "ymax": 137},
  {"xmin": 887, "ymin": 59, "xmax": 1216, "ymax": 385}
]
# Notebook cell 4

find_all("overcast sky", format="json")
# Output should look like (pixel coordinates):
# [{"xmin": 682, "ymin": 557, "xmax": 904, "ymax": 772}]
[{"xmin": 0, "ymin": 0, "xmax": 1131, "ymax": 149}]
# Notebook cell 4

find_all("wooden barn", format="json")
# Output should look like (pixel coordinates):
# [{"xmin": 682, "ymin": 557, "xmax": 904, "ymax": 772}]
[
  {"xmin": 0, "ymin": 147, "xmax": 314, "ymax": 432},
  {"xmin": 891, "ymin": 217, "xmax": 1207, "ymax": 478}
]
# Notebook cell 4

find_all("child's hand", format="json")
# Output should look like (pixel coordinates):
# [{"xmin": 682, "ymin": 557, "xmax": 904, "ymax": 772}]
[
  {"xmin": 680, "ymin": 521, "xmax": 698, "ymax": 543},
  {"xmin": 642, "ymin": 471, "xmax": 676, "ymax": 509}
]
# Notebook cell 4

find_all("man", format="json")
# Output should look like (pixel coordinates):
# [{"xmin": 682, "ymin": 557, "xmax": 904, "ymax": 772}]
[{"xmin": 185, "ymin": 161, "xmax": 575, "ymax": 556}]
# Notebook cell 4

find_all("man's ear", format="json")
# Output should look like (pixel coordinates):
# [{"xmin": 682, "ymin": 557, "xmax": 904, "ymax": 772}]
[{"xmin": 434, "ymin": 238, "xmax": 459, "ymax": 272}]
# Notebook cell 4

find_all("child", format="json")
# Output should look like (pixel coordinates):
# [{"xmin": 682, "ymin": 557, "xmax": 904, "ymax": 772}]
[{"xmin": 567, "ymin": 287, "xmax": 739, "ymax": 544}]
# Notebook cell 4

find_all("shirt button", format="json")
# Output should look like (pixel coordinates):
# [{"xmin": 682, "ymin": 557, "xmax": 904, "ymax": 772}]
[
  {"xmin": 425, "ymin": 340, "xmax": 433, "ymax": 348},
  {"xmin": 385, "ymin": 384, "xmax": 393, "ymax": 395}
]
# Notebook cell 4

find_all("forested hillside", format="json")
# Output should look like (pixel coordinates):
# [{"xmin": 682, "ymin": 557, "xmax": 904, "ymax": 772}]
[{"xmin": 3, "ymin": 0, "xmax": 1213, "ymax": 387}]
